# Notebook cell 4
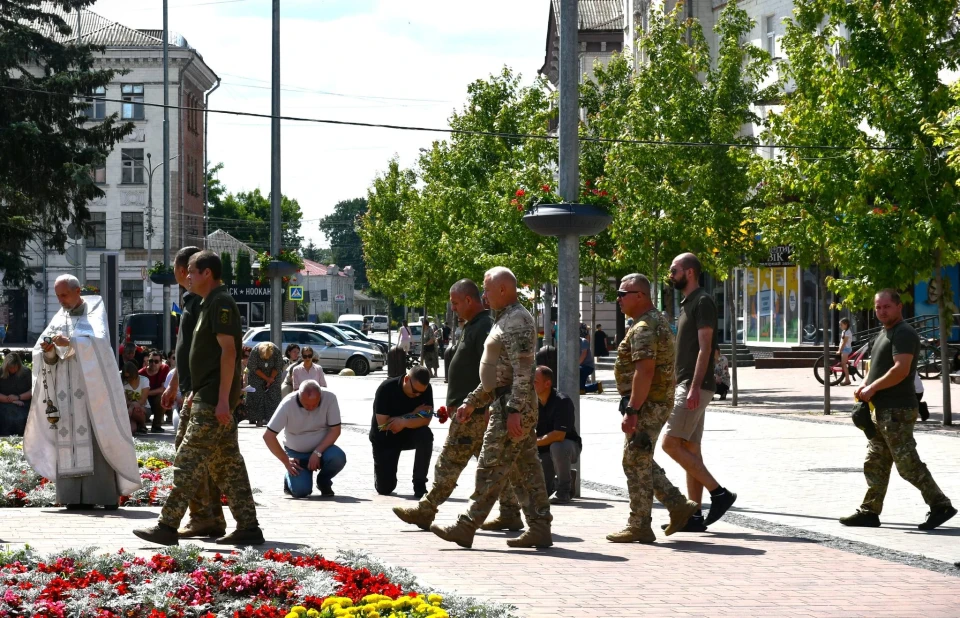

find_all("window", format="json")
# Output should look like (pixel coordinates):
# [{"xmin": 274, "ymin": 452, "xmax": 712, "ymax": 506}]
[
  {"xmin": 121, "ymin": 149, "xmax": 144, "ymax": 184},
  {"xmin": 250, "ymin": 331, "xmax": 269, "ymax": 342},
  {"xmin": 121, "ymin": 280, "xmax": 144, "ymax": 314},
  {"xmin": 187, "ymin": 93, "xmax": 202, "ymax": 134},
  {"xmin": 83, "ymin": 86, "xmax": 106, "ymax": 121},
  {"xmin": 90, "ymin": 164, "xmax": 106, "ymax": 184},
  {"xmin": 320, "ymin": 289, "xmax": 329, "ymax": 302},
  {"xmin": 121, "ymin": 84, "xmax": 144, "ymax": 120},
  {"xmin": 85, "ymin": 212, "xmax": 106, "ymax": 248},
  {"xmin": 121, "ymin": 212, "xmax": 144, "ymax": 249},
  {"xmin": 765, "ymin": 15, "xmax": 777, "ymax": 57}
]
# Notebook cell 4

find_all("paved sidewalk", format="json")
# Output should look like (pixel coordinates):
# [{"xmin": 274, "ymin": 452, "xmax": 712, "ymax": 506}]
[{"xmin": 1, "ymin": 369, "xmax": 959, "ymax": 617}]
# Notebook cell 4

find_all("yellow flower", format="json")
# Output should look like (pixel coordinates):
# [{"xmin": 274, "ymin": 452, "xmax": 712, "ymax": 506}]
[
  {"xmin": 290, "ymin": 606, "xmax": 307, "ymax": 614},
  {"xmin": 284, "ymin": 613, "xmax": 298, "ymax": 618},
  {"xmin": 426, "ymin": 595, "xmax": 442, "ymax": 605},
  {"xmin": 376, "ymin": 601, "xmax": 393, "ymax": 611},
  {"xmin": 307, "ymin": 610, "xmax": 320, "ymax": 618},
  {"xmin": 340, "ymin": 599, "xmax": 354, "ymax": 608}
]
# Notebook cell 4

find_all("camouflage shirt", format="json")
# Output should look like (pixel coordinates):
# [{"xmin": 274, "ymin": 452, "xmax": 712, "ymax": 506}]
[
  {"xmin": 614, "ymin": 308, "xmax": 676, "ymax": 404},
  {"xmin": 465, "ymin": 301, "xmax": 536, "ymax": 413}
]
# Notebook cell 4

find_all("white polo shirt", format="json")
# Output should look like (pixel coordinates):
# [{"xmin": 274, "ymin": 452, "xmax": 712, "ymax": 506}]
[{"xmin": 266, "ymin": 389, "xmax": 342, "ymax": 453}]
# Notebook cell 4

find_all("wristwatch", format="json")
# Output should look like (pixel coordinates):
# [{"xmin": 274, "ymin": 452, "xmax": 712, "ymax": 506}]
[
  {"xmin": 623, "ymin": 404, "xmax": 639, "ymax": 416},
  {"xmin": 313, "ymin": 449, "xmax": 323, "ymax": 457}
]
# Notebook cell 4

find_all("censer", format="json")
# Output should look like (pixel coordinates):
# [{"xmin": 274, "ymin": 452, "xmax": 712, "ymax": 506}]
[{"xmin": 42, "ymin": 362, "xmax": 60, "ymax": 428}]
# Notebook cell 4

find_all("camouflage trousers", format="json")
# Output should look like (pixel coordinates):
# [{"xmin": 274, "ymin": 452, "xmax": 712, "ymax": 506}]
[
  {"xmin": 160, "ymin": 402, "xmax": 258, "ymax": 530},
  {"xmin": 463, "ymin": 401, "xmax": 552, "ymax": 528},
  {"xmin": 622, "ymin": 400, "xmax": 691, "ymax": 528},
  {"xmin": 175, "ymin": 399, "xmax": 226, "ymax": 528},
  {"xmin": 860, "ymin": 407, "xmax": 951, "ymax": 515},
  {"xmin": 422, "ymin": 409, "xmax": 520, "ymax": 518}
]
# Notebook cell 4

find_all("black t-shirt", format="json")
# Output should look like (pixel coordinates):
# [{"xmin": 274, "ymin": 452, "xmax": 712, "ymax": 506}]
[
  {"xmin": 536, "ymin": 389, "xmax": 581, "ymax": 453},
  {"xmin": 174, "ymin": 292, "xmax": 201, "ymax": 394},
  {"xmin": 867, "ymin": 320, "xmax": 920, "ymax": 409},
  {"xmin": 190, "ymin": 285, "xmax": 243, "ymax": 410},
  {"xmin": 0, "ymin": 367, "xmax": 31, "ymax": 397},
  {"xmin": 370, "ymin": 376, "xmax": 434, "ymax": 441},
  {"xmin": 675, "ymin": 287, "xmax": 718, "ymax": 391}
]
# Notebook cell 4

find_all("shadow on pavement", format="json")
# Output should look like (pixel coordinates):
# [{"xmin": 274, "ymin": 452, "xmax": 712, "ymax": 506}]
[
  {"xmin": 704, "ymin": 531, "xmax": 817, "ymax": 544},
  {"xmin": 476, "ymin": 531, "xmax": 584, "ymax": 543},
  {"xmin": 556, "ymin": 499, "xmax": 613, "ymax": 510},
  {"xmin": 661, "ymin": 540, "xmax": 766, "ymax": 556},
  {"xmin": 294, "ymin": 495, "xmax": 371, "ymax": 504},
  {"xmin": 455, "ymin": 546, "xmax": 629, "ymax": 562},
  {"xmin": 44, "ymin": 508, "xmax": 159, "ymax": 519}
]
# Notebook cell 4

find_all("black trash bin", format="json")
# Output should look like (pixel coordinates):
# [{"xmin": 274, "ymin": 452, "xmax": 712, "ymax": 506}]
[{"xmin": 387, "ymin": 346, "xmax": 407, "ymax": 378}]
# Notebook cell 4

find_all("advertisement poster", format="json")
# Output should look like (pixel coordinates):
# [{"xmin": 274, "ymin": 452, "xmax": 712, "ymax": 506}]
[{"xmin": 914, "ymin": 265, "xmax": 960, "ymax": 342}]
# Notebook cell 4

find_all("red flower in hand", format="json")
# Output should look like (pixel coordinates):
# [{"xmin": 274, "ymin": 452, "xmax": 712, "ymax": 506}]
[{"xmin": 437, "ymin": 406, "xmax": 449, "ymax": 424}]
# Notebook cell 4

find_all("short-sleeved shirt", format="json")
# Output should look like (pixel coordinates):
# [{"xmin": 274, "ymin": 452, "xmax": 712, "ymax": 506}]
[
  {"xmin": 123, "ymin": 375, "xmax": 150, "ymax": 404},
  {"xmin": 675, "ymin": 287, "xmax": 718, "ymax": 392},
  {"xmin": 614, "ymin": 308, "xmax": 676, "ymax": 403},
  {"xmin": 580, "ymin": 337, "xmax": 594, "ymax": 369},
  {"xmin": 866, "ymin": 320, "xmax": 920, "ymax": 409},
  {"xmin": 190, "ymin": 284, "xmax": 243, "ymax": 410},
  {"xmin": 0, "ymin": 367, "xmax": 31, "ymax": 397},
  {"xmin": 174, "ymin": 292, "xmax": 202, "ymax": 394},
  {"xmin": 370, "ymin": 376, "xmax": 434, "ymax": 441},
  {"xmin": 446, "ymin": 311, "xmax": 494, "ymax": 408},
  {"xmin": 267, "ymin": 389, "xmax": 342, "ymax": 452},
  {"xmin": 139, "ymin": 363, "xmax": 170, "ymax": 391},
  {"xmin": 537, "ymin": 388, "xmax": 581, "ymax": 453},
  {"xmin": 292, "ymin": 362, "xmax": 327, "ymax": 389}
]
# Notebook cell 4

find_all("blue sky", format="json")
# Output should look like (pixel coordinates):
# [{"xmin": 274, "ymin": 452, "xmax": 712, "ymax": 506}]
[{"xmin": 89, "ymin": 0, "xmax": 550, "ymax": 250}]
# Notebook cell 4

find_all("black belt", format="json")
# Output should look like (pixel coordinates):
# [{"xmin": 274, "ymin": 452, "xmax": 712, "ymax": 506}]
[{"xmin": 495, "ymin": 385, "xmax": 511, "ymax": 399}]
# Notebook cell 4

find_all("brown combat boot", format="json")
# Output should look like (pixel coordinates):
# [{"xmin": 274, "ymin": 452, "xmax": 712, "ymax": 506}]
[
  {"xmin": 506, "ymin": 521, "xmax": 553, "ymax": 548},
  {"xmin": 430, "ymin": 517, "xmax": 476, "ymax": 549},
  {"xmin": 479, "ymin": 511, "xmax": 524, "ymax": 531},
  {"xmin": 178, "ymin": 519, "xmax": 227, "ymax": 538},
  {"xmin": 664, "ymin": 500, "xmax": 700, "ymax": 536},
  {"xmin": 606, "ymin": 517, "xmax": 656, "ymax": 544},
  {"xmin": 393, "ymin": 502, "xmax": 436, "ymax": 531}
]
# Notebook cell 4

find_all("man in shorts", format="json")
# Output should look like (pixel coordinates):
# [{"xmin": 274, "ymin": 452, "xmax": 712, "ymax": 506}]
[{"xmin": 663, "ymin": 253, "xmax": 737, "ymax": 532}]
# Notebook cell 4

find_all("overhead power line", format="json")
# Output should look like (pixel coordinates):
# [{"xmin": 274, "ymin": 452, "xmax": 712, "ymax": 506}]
[{"xmin": 0, "ymin": 85, "xmax": 915, "ymax": 152}]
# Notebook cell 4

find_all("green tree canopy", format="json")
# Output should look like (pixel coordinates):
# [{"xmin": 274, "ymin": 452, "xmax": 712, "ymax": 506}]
[
  {"xmin": 319, "ymin": 198, "xmax": 368, "ymax": 288},
  {"xmin": 206, "ymin": 179, "xmax": 304, "ymax": 253}
]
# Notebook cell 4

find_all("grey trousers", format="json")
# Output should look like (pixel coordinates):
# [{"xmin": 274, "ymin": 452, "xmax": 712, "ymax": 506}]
[{"xmin": 538, "ymin": 439, "xmax": 580, "ymax": 496}]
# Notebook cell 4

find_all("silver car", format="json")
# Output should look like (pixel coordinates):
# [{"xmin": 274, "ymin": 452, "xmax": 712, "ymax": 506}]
[{"xmin": 243, "ymin": 327, "xmax": 384, "ymax": 376}]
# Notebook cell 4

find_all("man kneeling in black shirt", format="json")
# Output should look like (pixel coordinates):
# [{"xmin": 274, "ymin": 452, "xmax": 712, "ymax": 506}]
[
  {"xmin": 370, "ymin": 366, "xmax": 435, "ymax": 498},
  {"xmin": 534, "ymin": 365, "xmax": 582, "ymax": 504}
]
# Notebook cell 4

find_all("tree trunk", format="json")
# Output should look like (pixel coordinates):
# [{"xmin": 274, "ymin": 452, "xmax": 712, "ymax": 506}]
[
  {"xmin": 590, "ymin": 262, "xmax": 598, "ymax": 382},
  {"xmin": 935, "ymin": 251, "xmax": 953, "ymax": 425},
  {"xmin": 387, "ymin": 298, "xmax": 392, "ymax": 347},
  {"xmin": 534, "ymin": 285, "xmax": 541, "ymax": 352},
  {"xmin": 652, "ymin": 244, "xmax": 660, "ymax": 309},
  {"xmin": 821, "ymin": 264, "xmax": 831, "ymax": 415},
  {"xmin": 728, "ymin": 268, "xmax": 739, "ymax": 407}
]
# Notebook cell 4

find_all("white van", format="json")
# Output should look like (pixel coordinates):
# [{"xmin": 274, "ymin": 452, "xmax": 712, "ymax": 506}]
[
  {"xmin": 363, "ymin": 314, "xmax": 390, "ymax": 332},
  {"xmin": 337, "ymin": 314, "xmax": 365, "ymax": 332}
]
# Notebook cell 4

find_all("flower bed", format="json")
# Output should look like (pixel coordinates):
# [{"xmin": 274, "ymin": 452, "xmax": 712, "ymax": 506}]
[
  {"xmin": 0, "ymin": 546, "xmax": 516, "ymax": 618},
  {"xmin": 0, "ymin": 438, "xmax": 178, "ymax": 507}
]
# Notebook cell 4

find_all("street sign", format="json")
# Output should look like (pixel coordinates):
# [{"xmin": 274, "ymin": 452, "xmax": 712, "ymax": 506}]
[
  {"xmin": 335, "ymin": 294, "xmax": 345, "ymax": 302},
  {"xmin": 288, "ymin": 286, "xmax": 304, "ymax": 302}
]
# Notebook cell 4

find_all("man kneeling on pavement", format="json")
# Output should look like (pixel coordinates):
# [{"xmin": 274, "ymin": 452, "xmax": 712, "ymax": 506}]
[
  {"xmin": 263, "ymin": 380, "xmax": 347, "ymax": 498},
  {"xmin": 533, "ymin": 365, "xmax": 582, "ymax": 504},
  {"xmin": 370, "ymin": 366, "xmax": 435, "ymax": 498}
]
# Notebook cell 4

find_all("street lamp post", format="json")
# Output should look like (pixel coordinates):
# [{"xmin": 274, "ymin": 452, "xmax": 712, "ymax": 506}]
[{"xmin": 133, "ymin": 152, "xmax": 178, "ymax": 311}]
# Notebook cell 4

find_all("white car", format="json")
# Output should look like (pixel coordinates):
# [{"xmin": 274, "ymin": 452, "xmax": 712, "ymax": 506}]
[
  {"xmin": 363, "ymin": 314, "xmax": 390, "ymax": 332},
  {"xmin": 243, "ymin": 327, "xmax": 384, "ymax": 376}
]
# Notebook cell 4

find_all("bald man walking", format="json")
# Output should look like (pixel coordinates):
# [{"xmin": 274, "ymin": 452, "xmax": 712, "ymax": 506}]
[{"xmin": 431, "ymin": 267, "xmax": 553, "ymax": 549}]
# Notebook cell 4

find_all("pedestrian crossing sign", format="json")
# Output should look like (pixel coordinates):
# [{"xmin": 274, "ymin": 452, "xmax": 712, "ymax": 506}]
[{"xmin": 288, "ymin": 286, "xmax": 304, "ymax": 302}]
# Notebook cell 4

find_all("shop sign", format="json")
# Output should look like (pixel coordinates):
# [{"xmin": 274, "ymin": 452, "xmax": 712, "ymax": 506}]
[{"xmin": 760, "ymin": 245, "xmax": 794, "ymax": 267}]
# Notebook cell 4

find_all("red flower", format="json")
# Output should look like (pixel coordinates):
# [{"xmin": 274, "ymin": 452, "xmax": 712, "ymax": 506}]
[
  {"xmin": 436, "ymin": 406, "xmax": 449, "ymax": 424},
  {"xmin": 541, "ymin": 184, "xmax": 550, "ymax": 192},
  {"xmin": 585, "ymin": 240, "xmax": 597, "ymax": 248},
  {"xmin": 515, "ymin": 189, "xmax": 525, "ymax": 197}
]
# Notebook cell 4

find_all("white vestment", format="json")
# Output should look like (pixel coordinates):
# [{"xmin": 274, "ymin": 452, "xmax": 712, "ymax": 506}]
[{"xmin": 24, "ymin": 297, "xmax": 142, "ymax": 498}]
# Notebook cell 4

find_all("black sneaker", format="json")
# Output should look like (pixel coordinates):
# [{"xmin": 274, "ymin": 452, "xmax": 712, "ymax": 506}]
[
  {"xmin": 661, "ymin": 515, "xmax": 708, "ymax": 532},
  {"xmin": 318, "ymin": 484, "xmax": 335, "ymax": 498},
  {"xmin": 919, "ymin": 405, "xmax": 930, "ymax": 422},
  {"xmin": 283, "ymin": 481, "xmax": 291, "ymax": 496},
  {"xmin": 839, "ymin": 510, "xmax": 881, "ymax": 527},
  {"xmin": 704, "ymin": 490, "xmax": 737, "ymax": 526},
  {"xmin": 918, "ymin": 504, "xmax": 957, "ymax": 530},
  {"xmin": 413, "ymin": 482, "xmax": 428, "ymax": 500},
  {"xmin": 133, "ymin": 523, "xmax": 179, "ymax": 546}
]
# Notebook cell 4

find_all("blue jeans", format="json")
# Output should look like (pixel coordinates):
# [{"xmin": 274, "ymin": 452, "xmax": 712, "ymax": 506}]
[
  {"xmin": 283, "ymin": 445, "xmax": 347, "ymax": 498},
  {"xmin": 579, "ymin": 365, "xmax": 599, "ymax": 393}
]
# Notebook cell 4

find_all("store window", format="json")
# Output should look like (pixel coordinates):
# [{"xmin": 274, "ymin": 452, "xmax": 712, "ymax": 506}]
[{"xmin": 742, "ymin": 265, "xmax": 800, "ymax": 344}]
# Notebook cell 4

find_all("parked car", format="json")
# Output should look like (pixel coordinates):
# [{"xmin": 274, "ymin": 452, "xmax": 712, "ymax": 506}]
[
  {"xmin": 242, "ymin": 327, "xmax": 384, "ymax": 376},
  {"xmin": 362, "ymin": 314, "xmax": 390, "ymax": 332},
  {"xmin": 337, "ymin": 314, "xmax": 365, "ymax": 332},
  {"xmin": 320, "ymin": 323, "xmax": 390, "ymax": 355},
  {"xmin": 120, "ymin": 312, "xmax": 180, "ymax": 352}
]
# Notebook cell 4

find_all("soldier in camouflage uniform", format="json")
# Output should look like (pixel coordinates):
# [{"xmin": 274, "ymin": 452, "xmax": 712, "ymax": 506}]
[
  {"xmin": 431, "ymin": 267, "xmax": 553, "ymax": 549},
  {"xmin": 608, "ymin": 273, "xmax": 699, "ymax": 543},
  {"xmin": 841, "ymin": 289, "xmax": 955, "ymax": 530},
  {"xmin": 135, "ymin": 251, "xmax": 263, "ymax": 546},
  {"xmin": 394, "ymin": 279, "xmax": 522, "ymax": 532}
]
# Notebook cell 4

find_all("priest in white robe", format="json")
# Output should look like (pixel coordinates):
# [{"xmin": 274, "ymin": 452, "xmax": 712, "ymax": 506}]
[{"xmin": 24, "ymin": 275, "xmax": 141, "ymax": 509}]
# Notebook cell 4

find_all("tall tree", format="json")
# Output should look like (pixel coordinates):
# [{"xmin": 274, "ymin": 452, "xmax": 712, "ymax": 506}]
[
  {"xmin": 220, "ymin": 252, "xmax": 233, "ymax": 285},
  {"xmin": 0, "ymin": 0, "xmax": 132, "ymax": 285},
  {"xmin": 207, "ymin": 186, "xmax": 303, "ymax": 251},
  {"xmin": 319, "ymin": 198, "xmax": 368, "ymax": 288},
  {"xmin": 301, "ymin": 240, "xmax": 331, "ymax": 264},
  {"xmin": 235, "ymin": 250, "xmax": 252, "ymax": 286}
]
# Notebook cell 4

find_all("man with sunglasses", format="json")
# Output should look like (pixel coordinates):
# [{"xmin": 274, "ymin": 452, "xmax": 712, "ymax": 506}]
[
  {"xmin": 370, "ymin": 365, "xmax": 435, "ymax": 498},
  {"xmin": 431, "ymin": 267, "xmax": 553, "ymax": 549},
  {"xmin": 664, "ymin": 253, "xmax": 736, "ymax": 531},
  {"xmin": 139, "ymin": 350, "xmax": 170, "ymax": 433},
  {"xmin": 609, "ymin": 274, "xmax": 699, "ymax": 543}
]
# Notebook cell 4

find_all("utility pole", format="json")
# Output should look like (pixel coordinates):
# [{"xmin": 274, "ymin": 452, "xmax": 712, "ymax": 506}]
[
  {"xmin": 76, "ymin": 8, "xmax": 86, "ymax": 286},
  {"xmin": 162, "ymin": 0, "xmax": 172, "ymax": 352},
  {"xmin": 145, "ymin": 154, "xmax": 155, "ymax": 309},
  {"xmin": 269, "ymin": 0, "xmax": 283, "ymax": 345}
]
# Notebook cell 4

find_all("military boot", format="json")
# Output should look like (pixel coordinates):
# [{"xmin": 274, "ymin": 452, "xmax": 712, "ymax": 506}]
[
  {"xmin": 606, "ymin": 517, "xmax": 656, "ymax": 543},
  {"xmin": 506, "ymin": 521, "xmax": 553, "ymax": 548},
  {"xmin": 664, "ymin": 499, "xmax": 701, "ymax": 536},
  {"xmin": 393, "ymin": 502, "xmax": 436, "ymax": 531},
  {"xmin": 178, "ymin": 519, "xmax": 227, "ymax": 538},
  {"xmin": 479, "ymin": 511, "xmax": 524, "ymax": 531},
  {"xmin": 430, "ymin": 517, "xmax": 477, "ymax": 549}
]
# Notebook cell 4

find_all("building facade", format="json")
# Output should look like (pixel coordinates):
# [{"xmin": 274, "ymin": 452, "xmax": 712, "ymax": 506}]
[{"xmin": 6, "ymin": 6, "xmax": 218, "ymax": 343}]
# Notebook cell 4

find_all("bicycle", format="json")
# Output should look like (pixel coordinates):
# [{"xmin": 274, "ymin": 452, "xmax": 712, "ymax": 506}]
[
  {"xmin": 813, "ymin": 341, "xmax": 869, "ymax": 386},
  {"xmin": 916, "ymin": 338, "xmax": 942, "ymax": 380}
]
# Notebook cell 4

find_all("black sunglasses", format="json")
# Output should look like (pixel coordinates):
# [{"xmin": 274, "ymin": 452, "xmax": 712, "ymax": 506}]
[
  {"xmin": 302, "ymin": 355, "xmax": 313, "ymax": 359},
  {"xmin": 617, "ymin": 290, "xmax": 640, "ymax": 298},
  {"xmin": 149, "ymin": 359, "xmax": 161, "ymax": 364}
]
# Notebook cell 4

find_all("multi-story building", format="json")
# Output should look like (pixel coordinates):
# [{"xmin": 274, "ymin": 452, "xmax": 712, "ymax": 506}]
[{"xmin": 8, "ymin": 5, "xmax": 218, "ymax": 343}]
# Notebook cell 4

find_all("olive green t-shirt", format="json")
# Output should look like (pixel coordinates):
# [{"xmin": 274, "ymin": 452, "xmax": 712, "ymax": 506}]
[
  {"xmin": 866, "ymin": 320, "xmax": 920, "ymax": 409},
  {"xmin": 446, "ymin": 310, "xmax": 494, "ymax": 408},
  {"xmin": 675, "ymin": 287, "xmax": 718, "ymax": 392},
  {"xmin": 189, "ymin": 284, "xmax": 243, "ymax": 410}
]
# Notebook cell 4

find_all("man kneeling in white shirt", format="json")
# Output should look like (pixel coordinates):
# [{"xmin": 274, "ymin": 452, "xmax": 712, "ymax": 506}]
[{"xmin": 263, "ymin": 380, "xmax": 346, "ymax": 498}]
